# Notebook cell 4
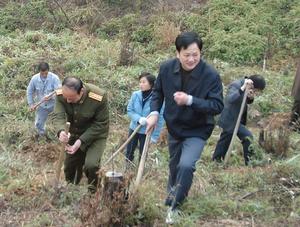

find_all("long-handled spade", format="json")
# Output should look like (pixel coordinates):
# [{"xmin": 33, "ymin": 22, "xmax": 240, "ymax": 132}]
[
  {"xmin": 31, "ymin": 90, "xmax": 57, "ymax": 111},
  {"xmin": 224, "ymin": 88, "xmax": 248, "ymax": 165},
  {"xmin": 102, "ymin": 124, "xmax": 142, "ymax": 167},
  {"xmin": 99, "ymin": 124, "xmax": 143, "ymax": 203},
  {"xmin": 55, "ymin": 122, "xmax": 71, "ymax": 187},
  {"xmin": 23, "ymin": 91, "xmax": 57, "ymax": 122},
  {"xmin": 98, "ymin": 119, "xmax": 154, "ymax": 201},
  {"xmin": 134, "ymin": 128, "xmax": 153, "ymax": 190}
]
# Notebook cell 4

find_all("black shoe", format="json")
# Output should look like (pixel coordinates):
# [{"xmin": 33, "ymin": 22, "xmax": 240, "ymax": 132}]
[
  {"xmin": 289, "ymin": 121, "xmax": 300, "ymax": 132},
  {"xmin": 165, "ymin": 197, "xmax": 173, "ymax": 206},
  {"xmin": 88, "ymin": 186, "xmax": 97, "ymax": 194}
]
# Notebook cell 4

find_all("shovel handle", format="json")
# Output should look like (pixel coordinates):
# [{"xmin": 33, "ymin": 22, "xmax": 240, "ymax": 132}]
[
  {"xmin": 55, "ymin": 122, "xmax": 71, "ymax": 182},
  {"xmin": 31, "ymin": 90, "xmax": 56, "ymax": 111},
  {"xmin": 135, "ymin": 128, "xmax": 153, "ymax": 189},
  {"xmin": 224, "ymin": 88, "xmax": 248, "ymax": 164},
  {"xmin": 102, "ymin": 124, "xmax": 143, "ymax": 167}
]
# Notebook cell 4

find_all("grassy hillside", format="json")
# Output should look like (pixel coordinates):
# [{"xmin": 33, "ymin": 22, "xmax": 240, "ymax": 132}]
[{"xmin": 0, "ymin": 0, "xmax": 300, "ymax": 226}]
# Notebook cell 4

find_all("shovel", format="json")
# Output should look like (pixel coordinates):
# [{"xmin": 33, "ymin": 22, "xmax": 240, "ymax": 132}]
[
  {"xmin": 134, "ymin": 128, "xmax": 153, "ymax": 189},
  {"xmin": 102, "ymin": 124, "xmax": 142, "ymax": 167},
  {"xmin": 55, "ymin": 122, "xmax": 71, "ymax": 186},
  {"xmin": 31, "ymin": 90, "xmax": 56, "ymax": 111},
  {"xmin": 224, "ymin": 88, "xmax": 248, "ymax": 164}
]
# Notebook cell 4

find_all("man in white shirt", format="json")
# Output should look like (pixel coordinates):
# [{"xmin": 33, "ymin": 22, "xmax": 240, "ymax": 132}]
[{"xmin": 27, "ymin": 62, "xmax": 61, "ymax": 137}]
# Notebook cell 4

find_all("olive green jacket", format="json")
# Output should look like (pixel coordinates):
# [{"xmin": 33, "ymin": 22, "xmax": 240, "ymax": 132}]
[{"xmin": 53, "ymin": 83, "xmax": 109, "ymax": 151}]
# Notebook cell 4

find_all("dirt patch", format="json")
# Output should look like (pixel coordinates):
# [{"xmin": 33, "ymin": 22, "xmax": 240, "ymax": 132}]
[
  {"xmin": 21, "ymin": 140, "xmax": 61, "ymax": 165},
  {"xmin": 197, "ymin": 219, "xmax": 252, "ymax": 227},
  {"xmin": 0, "ymin": 209, "xmax": 74, "ymax": 226}
]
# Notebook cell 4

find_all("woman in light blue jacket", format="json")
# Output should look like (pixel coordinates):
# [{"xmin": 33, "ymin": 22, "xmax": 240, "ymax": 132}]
[{"xmin": 126, "ymin": 72, "xmax": 164, "ymax": 162}]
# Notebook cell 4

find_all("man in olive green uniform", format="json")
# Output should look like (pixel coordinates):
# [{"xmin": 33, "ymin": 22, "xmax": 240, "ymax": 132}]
[{"xmin": 53, "ymin": 77, "xmax": 109, "ymax": 192}]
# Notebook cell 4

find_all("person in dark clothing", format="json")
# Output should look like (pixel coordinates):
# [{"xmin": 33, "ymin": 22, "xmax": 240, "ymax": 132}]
[
  {"xmin": 212, "ymin": 75, "xmax": 266, "ymax": 165},
  {"xmin": 290, "ymin": 62, "xmax": 300, "ymax": 130},
  {"xmin": 146, "ymin": 32, "xmax": 224, "ymax": 224}
]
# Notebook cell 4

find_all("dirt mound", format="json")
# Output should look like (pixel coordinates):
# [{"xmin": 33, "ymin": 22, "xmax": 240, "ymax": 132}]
[{"xmin": 21, "ymin": 140, "xmax": 61, "ymax": 164}]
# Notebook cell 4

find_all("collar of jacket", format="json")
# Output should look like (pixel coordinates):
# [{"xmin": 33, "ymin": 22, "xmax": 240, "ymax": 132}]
[
  {"xmin": 136, "ymin": 90, "xmax": 152, "ymax": 101},
  {"xmin": 78, "ymin": 85, "xmax": 88, "ymax": 104},
  {"xmin": 172, "ymin": 58, "xmax": 204, "ymax": 79},
  {"xmin": 240, "ymin": 78, "xmax": 245, "ymax": 86},
  {"xmin": 38, "ymin": 73, "xmax": 51, "ymax": 82}
]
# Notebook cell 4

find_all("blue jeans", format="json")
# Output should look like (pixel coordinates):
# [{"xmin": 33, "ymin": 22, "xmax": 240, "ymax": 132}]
[
  {"xmin": 35, "ymin": 106, "xmax": 53, "ymax": 135},
  {"xmin": 166, "ymin": 134, "xmax": 206, "ymax": 209},
  {"xmin": 212, "ymin": 124, "xmax": 253, "ymax": 165}
]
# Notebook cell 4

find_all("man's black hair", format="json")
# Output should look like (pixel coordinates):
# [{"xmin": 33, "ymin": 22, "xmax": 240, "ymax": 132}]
[
  {"xmin": 62, "ymin": 77, "xmax": 83, "ymax": 94},
  {"xmin": 139, "ymin": 72, "xmax": 156, "ymax": 88},
  {"xmin": 38, "ymin": 62, "xmax": 50, "ymax": 72},
  {"xmin": 248, "ymin": 74, "xmax": 266, "ymax": 90},
  {"xmin": 175, "ymin": 31, "xmax": 203, "ymax": 52}
]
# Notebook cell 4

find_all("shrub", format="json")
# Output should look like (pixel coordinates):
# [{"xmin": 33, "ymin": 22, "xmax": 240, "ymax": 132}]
[
  {"xmin": 132, "ymin": 24, "xmax": 154, "ymax": 44},
  {"xmin": 152, "ymin": 20, "xmax": 180, "ymax": 50},
  {"xmin": 96, "ymin": 14, "xmax": 138, "ymax": 38},
  {"xmin": 0, "ymin": 1, "xmax": 54, "ymax": 32}
]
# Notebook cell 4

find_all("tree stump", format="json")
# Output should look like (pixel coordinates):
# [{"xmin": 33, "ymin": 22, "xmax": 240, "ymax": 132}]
[{"xmin": 102, "ymin": 171, "xmax": 125, "ymax": 204}]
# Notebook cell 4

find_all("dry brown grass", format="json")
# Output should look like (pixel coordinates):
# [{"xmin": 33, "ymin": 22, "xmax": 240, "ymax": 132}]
[
  {"xmin": 153, "ymin": 20, "xmax": 180, "ymax": 49},
  {"xmin": 79, "ymin": 170, "xmax": 139, "ymax": 226},
  {"xmin": 258, "ymin": 112, "xmax": 291, "ymax": 157}
]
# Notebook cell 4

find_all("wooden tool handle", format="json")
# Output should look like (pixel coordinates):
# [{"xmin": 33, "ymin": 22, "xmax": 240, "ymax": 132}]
[
  {"xmin": 64, "ymin": 122, "xmax": 71, "ymax": 134},
  {"xmin": 55, "ymin": 122, "xmax": 71, "ymax": 182},
  {"xmin": 102, "ymin": 124, "xmax": 142, "ymax": 167},
  {"xmin": 224, "ymin": 89, "xmax": 248, "ymax": 164},
  {"xmin": 32, "ymin": 90, "xmax": 56, "ymax": 111},
  {"xmin": 135, "ymin": 128, "xmax": 153, "ymax": 188}
]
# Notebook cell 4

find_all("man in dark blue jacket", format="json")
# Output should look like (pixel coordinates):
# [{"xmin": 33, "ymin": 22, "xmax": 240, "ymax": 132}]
[
  {"xmin": 146, "ymin": 32, "xmax": 223, "ymax": 224},
  {"xmin": 212, "ymin": 75, "xmax": 266, "ymax": 165}
]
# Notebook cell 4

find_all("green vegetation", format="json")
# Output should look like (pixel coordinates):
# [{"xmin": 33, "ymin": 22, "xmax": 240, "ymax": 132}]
[{"xmin": 0, "ymin": 0, "xmax": 299, "ymax": 226}]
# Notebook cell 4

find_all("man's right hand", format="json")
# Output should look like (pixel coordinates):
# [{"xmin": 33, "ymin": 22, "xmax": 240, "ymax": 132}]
[
  {"xmin": 29, "ymin": 105, "xmax": 36, "ymax": 112},
  {"xmin": 146, "ymin": 114, "xmax": 159, "ymax": 134},
  {"xmin": 59, "ymin": 131, "xmax": 70, "ymax": 143},
  {"xmin": 241, "ymin": 79, "xmax": 254, "ymax": 91}
]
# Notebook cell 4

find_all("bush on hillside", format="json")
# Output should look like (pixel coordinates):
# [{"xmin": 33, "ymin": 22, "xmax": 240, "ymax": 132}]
[{"xmin": 1, "ymin": 0, "xmax": 299, "ymax": 66}]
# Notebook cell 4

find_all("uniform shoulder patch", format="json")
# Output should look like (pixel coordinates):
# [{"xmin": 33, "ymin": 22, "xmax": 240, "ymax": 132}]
[
  {"xmin": 56, "ymin": 89, "xmax": 63, "ymax": 95},
  {"xmin": 88, "ymin": 92, "xmax": 103, "ymax": 102}
]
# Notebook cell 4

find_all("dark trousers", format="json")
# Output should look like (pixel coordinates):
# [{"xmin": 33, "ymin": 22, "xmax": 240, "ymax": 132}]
[
  {"xmin": 165, "ymin": 134, "xmax": 206, "ymax": 210},
  {"xmin": 212, "ymin": 124, "xmax": 253, "ymax": 165},
  {"xmin": 290, "ymin": 99, "xmax": 300, "ymax": 129},
  {"xmin": 64, "ymin": 138, "xmax": 106, "ymax": 192},
  {"xmin": 125, "ymin": 129, "xmax": 146, "ymax": 162}
]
